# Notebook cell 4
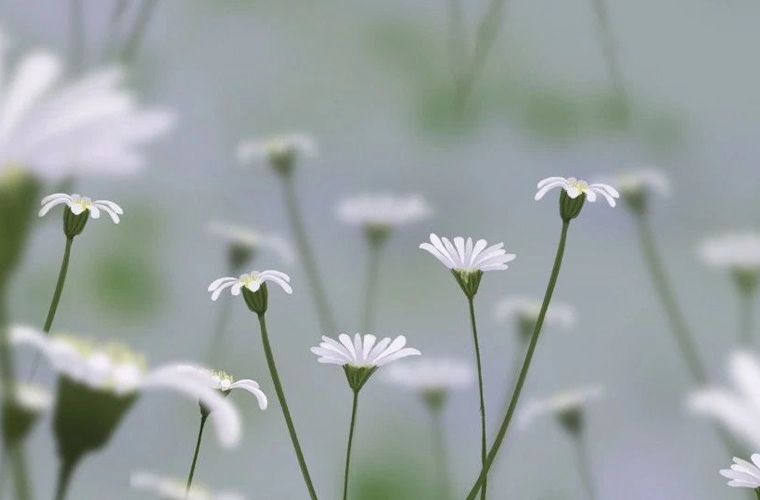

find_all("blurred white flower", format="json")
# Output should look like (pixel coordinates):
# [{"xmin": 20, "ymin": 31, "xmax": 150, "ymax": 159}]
[
  {"xmin": 38, "ymin": 192, "xmax": 123, "ymax": 223},
  {"xmin": 208, "ymin": 270, "xmax": 292, "ymax": 300},
  {"xmin": 1, "ymin": 382, "xmax": 52, "ymax": 413},
  {"xmin": 493, "ymin": 296, "xmax": 576, "ymax": 330},
  {"xmin": 605, "ymin": 168, "xmax": 669, "ymax": 199},
  {"xmin": 311, "ymin": 333, "xmax": 420, "ymax": 368},
  {"xmin": 336, "ymin": 193, "xmax": 432, "ymax": 230},
  {"xmin": 0, "ymin": 38, "xmax": 174, "ymax": 180},
  {"xmin": 699, "ymin": 233, "xmax": 760, "ymax": 274},
  {"xmin": 177, "ymin": 365, "xmax": 268, "ymax": 410},
  {"xmin": 237, "ymin": 133, "xmax": 316, "ymax": 168},
  {"xmin": 689, "ymin": 351, "xmax": 760, "ymax": 450},
  {"xmin": 382, "ymin": 358, "xmax": 473, "ymax": 393},
  {"xmin": 720, "ymin": 455, "xmax": 760, "ymax": 490},
  {"xmin": 207, "ymin": 221, "xmax": 294, "ymax": 264},
  {"xmin": 535, "ymin": 177, "xmax": 619, "ymax": 207},
  {"xmin": 518, "ymin": 385, "xmax": 604, "ymax": 430},
  {"xmin": 131, "ymin": 471, "xmax": 246, "ymax": 500},
  {"xmin": 10, "ymin": 325, "xmax": 241, "ymax": 448},
  {"xmin": 419, "ymin": 234, "xmax": 516, "ymax": 273}
]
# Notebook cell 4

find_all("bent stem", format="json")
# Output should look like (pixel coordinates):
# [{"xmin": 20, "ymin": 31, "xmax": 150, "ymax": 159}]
[
  {"xmin": 342, "ymin": 391, "xmax": 359, "ymax": 500},
  {"xmin": 280, "ymin": 174, "xmax": 336, "ymax": 333},
  {"xmin": 256, "ymin": 313, "xmax": 319, "ymax": 500},
  {"xmin": 120, "ymin": 0, "xmax": 158, "ymax": 63},
  {"xmin": 430, "ymin": 406, "xmax": 452, "ymax": 500},
  {"xmin": 185, "ymin": 413, "xmax": 209, "ymax": 497},
  {"xmin": 572, "ymin": 434, "xmax": 597, "ymax": 500},
  {"xmin": 465, "ymin": 221, "xmax": 571, "ymax": 500},
  {"xmin": 467, "ymin": 297, "xmax": 488, "ymax": 500}
]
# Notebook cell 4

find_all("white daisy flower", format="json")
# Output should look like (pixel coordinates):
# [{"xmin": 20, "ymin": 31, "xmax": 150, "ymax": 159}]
[
  {"xmin": 336, "ymin": 193, "xmax": 432, "ymax": 230},
  {"xmin": 518, "ymin": 385, "xmax": 604, "ymax": 430},
  {"xmin": 1, "ymin": 381, "xmax": 53, "ymax": 443},
  {"xmin": 534, "ymin": 177, "xmax": 620, "ymax": 207},
  {"xmin": 237, "ymin": 133, "xmax": 317, "ymax": 173},
  {"xmin": 0, "ymin": 37, "xmax": 174, "ymax": 180},
  {"xmin": 9, "ymin": 325, "xmax": 242, "ymax": 448},
  {"xmin": 419, "ymin": 234, "xmax": 516, "ymax": 273},
  {"xmin": 131, "ymin": 471, "xmax": 246, "ymax": 500},
  {"xmin": 38, "ymin": 192, "xmax": 123, "ymax": 223},
  {"xmin": 605, "ymin": 168, "xmax": 669, "ymax": 200},
  {"xmin": 207, "ymin": 221, "xmax": 294, "ymax": 264},
  {"xmin": 207, "ymin": 270, "xmax": 293, "ymax": 301},
  {"xmin": 177, "ymin": 365, "xmax": 268, "ymax": 410},
  {"xmin": 721, "ymin": 455, "xmax": 760, "ymax": 490},
  {"xmin": 699, "ymin": 233, "xmax": 760, "ymax": 274},
  {"xmin": 311, "ymin": 333, "xmax": 421, "ymax": 368},
  {"xmin": 689, "ymin": 351, "xmax": 760, "ymax": 450},
  {"xmin": 383, "ymin": 358, "xmax": 473, "ymax": 393},
  {"xmin": 494, "ymin": 296, "xmax": 576, "ymax": 332}
]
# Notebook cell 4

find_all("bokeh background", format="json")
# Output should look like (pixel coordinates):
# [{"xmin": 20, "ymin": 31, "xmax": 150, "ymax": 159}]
[{"xmin": 3, "ymin": 0, "xmax": 760, "ymax": 498}]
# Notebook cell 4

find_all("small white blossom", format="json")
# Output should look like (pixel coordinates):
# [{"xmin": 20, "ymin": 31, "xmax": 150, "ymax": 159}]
[
  {"xmin": 131, "ymin": 471, "xmax": 246, "ymax": 500},
  {"xmin": 419, "ymin": 234, "xmax": 516, "ymax": 273},
  {"xmin": 0, "ymin": 382, "xmax": 52, "ymax": 413},
  {"xmin": 311, "ymin": 333, "xmax": 420, "ymax": 368},
  {"xmin": 534, "ymin": 177, "xmax": 619, "ymax": 207},
  {"xmin": 518, "ymin": 385, "xmax": 604, "ymax": 429},
  {"xmin": 699, "ymin": 233, "xmax": 760, "ymax": 274},
  {"xmin": 383, "ymin": 358, "xmax": 473, "ymax": 393},
  {"xmin": 336, "ymin": 193, "xmax": 432, "ymax": 230},
  {"xmin": 10, "ymin": 325, "xmax": 242, "ymax": 448},
  {"xmin": 605, "ymin": 168, "xmax": 669, "ymax": 199},
  {"xmin": 493, "ymin": 296, "xmax": 576, "ymax": 329},
  {"xmin": 177, "ymin": 365, "xmax": 268, "ymax": 410},
  {"xmin": 208, "ymin": 270, "xmax": 292, "ymax": 300},
  {"xmin": 721, "ymin": 455, "xmax": 760, "ymax": 490},
  {"xmin": 207, "ymin": 221, "xmax": 294, "ymax": 264},
  {"xmin": 237, "ymin": 133, "xmax": 317, "ymax": 165},
  {"xmin": 38, "ymin": 192, "xmax": 123, "ymax": 223}
]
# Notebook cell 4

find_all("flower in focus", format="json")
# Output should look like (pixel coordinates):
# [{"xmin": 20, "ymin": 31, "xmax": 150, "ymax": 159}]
[
  {"xmin": 237, "ymin": 133, "xmax": 316, "ymax": 175},
  {"xmin": 720, "ymin": 455, "xmax": 760, "ymax": 490},
  {"xmin": 1, "ymin": 382, "xmax": 52, "ymax": 444},
  {"xmin": 207, "ymin": 220, "xmax": 294, "ymax": 267},
  {"xmin": 177, "ymin": 365, "xmax": 268, "ymax": 410},
  {"xmin": 0, "ymin": 37, "xmax": 174, "ymax": 180},
  {"xmin": 534, "ymin": 177, "xmax": 620, "ymax": 206},
  {"xmin": 208, "ymin": 270, "xmax": 293, "ymax": 300},
  {"xmin": 336, "ymin": 193, "xmax": 432, "ymax": 243},
  {"xmin": 518, "ymin": 385, "xmax": 604, "ymax": 435},
  {"xmin": 383, "ymin": 358, "xmax": 472, "ymax": 411},
  {"xmin": 419, "ymin": 234, "xmax": 516, "ymax": 298},
  {"xmin": 311, "ymin": 333, "xmax": 421, "ymax": 392},
  {"xmin": 494, "ymin": 296, "xmax": 575, "ymax": 342},
  {"xmin": 605, "ymin": 168, "xmax": 669, "ymax": 212},
  {"xmin": 699, "ymin": 233, "xmax": 760, "ymax": 295},
  {"xmin": 39, "ymin": 193, "xmax": 123, "ymax": 223},
  {"xmin": 131, "ymin": 471, "xmax": 246, "ymax": 500},
  {"xmin": 689, "ymin": 351, "xmax": 760, "ymax": 450}
]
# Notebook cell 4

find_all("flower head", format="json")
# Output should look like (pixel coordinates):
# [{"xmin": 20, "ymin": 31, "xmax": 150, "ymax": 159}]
[
  {"xmin": 311, "ymin": 333, "xmax": 421, "ymax": 392},
  {"xmin": 720, "ymin": 455, "xmax": 760, "ymax": 490},
  {"xmin": 605, "ymin": 168, "xmax": 669, "ymax": 212},
  {"xmin": 336, "ymin": 193, "xmax": 432, "ymax": 241},
  {"xmin": 383, "ymin": 358, "xmax": 472, "ymax": 411},
  {"xmin": 518, "ymin": 385, "xmax": 604, "ymax": 435},
  {"xmin": 208, "ymin": 270, "xmax": 292, "ymax": 300},
  {"xmin": 535, "ymin": 177, "xmax": 620, "ymax": 206},
  {"xmin": 699, "ymin": 233, "xmax": 760, "ymax": 294},
  {"xmin": 207, "ymin": 221, "xmax": 294, "ymax": 266},
  {"xmin": 39, "ymin": 192, "xmax": 123, "ymax": 223},
  {"xmin": 237, "ymin": 133, "xmax": 316, "ymax": 175},
  {"xmin": 494, "ymin": 296, "xmax": 575, "ymax": 341},
  {"xmin": 131, "ymin": 471, "xmax": 246, "ymax": 500},
  {"xmin": 0, "ymin": 38, "xmax": 174, "ymax": 181},
  {"xmin": 177, "ymin": 365, "xmax": 268, "ymax": 410},
  {"xmin": 689, "ymin": 351, "xmax": 760, "ymax": 450},
  {"xmin": 1, "ymin": 382, "xmax": 52, "ymax": 444}
]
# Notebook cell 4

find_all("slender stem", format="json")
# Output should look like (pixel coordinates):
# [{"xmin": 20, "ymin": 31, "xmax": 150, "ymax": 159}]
[
  {"xmin": 101, "ymin": 0, "xmax": 129, "ymax": 60},
  {"xmin": 571, "ymin": 433, "xmax": 597, "ymax": 500},
  {"xmin": 633, "ymin": 214, "xmax": 707, "ymax": 383},
  {"xmin": 430, "ymin": 407, "xmax": 452, "ymax": 500},
  {"xmin": 256, "ymin": 313, "xmax": 319, "ymax": 500},
  {"xmin": 465, "ymin": 221, "xmax": 571, "ymax": 500},
  {"xmin": 361, "ymin": 241, "xmax": 383, "ymax": 333},
  {"xmin": 54, "ymin": 460, "xmax": 77, "ymax": 500},
  {"xmin": 68, "ymin": 0, "xmax": 86, "ymax": 70},
  {"xmin": 588, "ymin": 0, "xmax": 629, "ymax": 118},
  {"xmin": 755, "ymin": 488, "xmax": 760, "ymax": 500},
  {"xmin": 120, "ymin": 0, "xmax": 158, "ymax": 63},
  {"xmin": 44, "ymin": 237, "xmax": 74, "ymax": 334},
  {"xmin": 185, "ymin": 413, "xmax": 209, "ymax": 497},
  {"xmin": 342, "ymin": 392, "xmax": 359, "ymax": 500},
  {"xmin": 740, "ymin": 290, "xmax": 754, "ymax": 346},
  {"xmin": 467, "ymin": 297, "xmax": 488, "ymax": 500},
  {"xmin": 281, "ymin": 174, "xmax": 336, "ymax": 333},
  {"xmin": 447, "ymin": 0, "xmax": 468, "ymax": 100},
  {"xmin": 9, "ymin": 444, "xmax": 30, "ymax": 500}
]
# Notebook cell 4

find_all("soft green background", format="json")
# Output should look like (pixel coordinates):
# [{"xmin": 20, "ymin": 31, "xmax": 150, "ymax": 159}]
[{"xmin": 2, "ymin": 0, "xmax": 760, "ymax": 498}]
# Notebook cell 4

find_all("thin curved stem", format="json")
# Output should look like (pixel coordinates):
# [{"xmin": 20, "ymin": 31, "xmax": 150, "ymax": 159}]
[
  {"xmin": 465, "ymin": 221, "xmax": 571, "ymax": 500},
  {"xmin": 120, "ymin": 0, "xmax": 158, "ymax": 64},
  {"xmin": 281, "ymin": 174, "xmax": 336, "ymax": 333},
  {"xmin": 101, "ymin": 0, "xmax": 129, "ymax": 60},
  {"xmin": 54, "ymin": 460, "xmax": 77, "ymax": 500},
  {"xmin": 342, "ymin": 392, "xmax": 359, "ymax": 500},
  {"xmin": 44, "ymin": 237, "xmax": 74, "ymax": 334},
  {"xmin": 185, "ymin": 413, "xmax": 208, "ymax": 497},
  {"xmin": 467, "ymin": 296, "xmax": 488, "ymax": 499},
  {"xmin": 361, "ymin": 241, "xmax": 382, "ymax": 333},
  {"xmin": 572, "ymin": 434, "xmax": 597, "ymax": 500},
  {"xmin": 430, "ymin": 407, "xmax": 452, "ymax": 500},
  {"xmin": 257, "ymin": 313, "xmax": 319, "ymax": 500}
]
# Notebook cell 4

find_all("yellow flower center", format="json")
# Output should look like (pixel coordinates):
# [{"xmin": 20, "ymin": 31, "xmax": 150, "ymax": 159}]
[{"xmin": 568, "ymin": 179, "xmax": 589, "ymax": 193}]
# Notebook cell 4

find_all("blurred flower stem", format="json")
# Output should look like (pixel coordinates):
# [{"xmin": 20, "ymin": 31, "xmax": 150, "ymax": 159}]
[
  {"xmin": 429, "ymin": 404, "xmax": 452, "ymax": 500},
  {"xmin": 68, "ymin": 0, "xmax": 86, "ymax": 70},
  {"xmin": 120, "ymin": 0, "xmax": 158, "ymax": 64},
  {"xmin": 467, "ymin": 296, "xmax": 488, "ymax": 500},
  {"xmin": 44, "ymin": 237, "xmax": 73, "ymax": 334},
  {"xmin": 465, "ymin": 220, "xmax": 571, "ymax": 500},
  {"xmin": 572, "ymin": 432, "xmax": 597, "ymax": 500},
  {"xmin": 280, "ymin": 174, "xmax": 336, "ymax": 333},
  {"xmin": 738, "ymin": 285, "xmax": 755, "ymax": 346},
  {"xmin": 588, "ymin": 0, "xmax": 629, "ymax": 121},
  {"xmin": 256, "ymin": 312, "xmax": 319, "ymax": 500},
  {"xmin": 342, "ymin": 391, "xmax": 359, "ymax": 500},
  {"xmin": 185, "ymin": 411, "xmax": 209, "ymax": 496},
  {"xmin": 361, "ymin": 229, "xmax": 387, "ymax": 332}
]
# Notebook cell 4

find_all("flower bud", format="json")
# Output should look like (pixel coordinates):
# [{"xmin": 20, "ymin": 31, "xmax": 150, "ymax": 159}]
[
  {"xmin": 364, "ymin": 224, "xmax": 392, "ymax": 248},
  {"xmin": 556, "ymin": 407, "xmax": 584, "ymax": 436},
  {"xmin": 343, "ymin": 365, "xmax": 378, "ymax": 393},
  {"xmin": 452, "ymin": 269, "xmax": 483, "ymax": 299},
  {"xmin": 228, "ymin": 243, "xmax": 254, "ymax": 271},
  {"xmin": 421, "ymin": 388, "xmax": 448, "ymax": 413},
  {"xmin": 63, "ymin": 206, "xmax": 89, "ymax": 238},
  {"xmin": 243, "ymin": 283, "xmax": 268, "ymax": 315},
  {"xmin": 559, "ymin": 190, "xmax": 585, "ymax": 222}
]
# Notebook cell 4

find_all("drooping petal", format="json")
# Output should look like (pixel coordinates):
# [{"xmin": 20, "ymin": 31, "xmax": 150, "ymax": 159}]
[
  {"xmin": 534, "ymin": 180, "xmax": 567, "ymax": 201},
  {"xmin": 230, "ymin": 379, "xmax": 268, "ymax": 410},
  {"xmin": 38, "ymin": 196, "xmax": 70, "ymax": 217}
]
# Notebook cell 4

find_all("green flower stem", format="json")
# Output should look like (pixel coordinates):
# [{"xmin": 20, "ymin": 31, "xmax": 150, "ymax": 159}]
[
  {"xmin": 44, "ymin": 237, "xmax": 74, "ymax": 334},
  {"xmin": 430, "ymin": 406, "xmax": 452, "ymax": 500},
  {"xmin": 256, "ymin": 312, "xmax": 319, "ymax": 500},
  {"xmin": 361, "ymin": 240, "xmax": 383, "ymax": 333},
  {"xmin": 465, "ymin": 221, "xmax": 571, "ymax": 500},
  {"xmin": 755, "ymin": 488, "xmax": 760, "ymax": 500},
  {"xmin": 185, "ymin": 413, "xmax": 209, "ymax": 497},
  {"xmin": 120, "ymin": 0, "xmax": 158, "ymax": 63},
  {"xmin": 281, "ymin": 174, "xmax": 336, "ymax": 333},
  {"xmin": 467, "ymin": 296, "xmax": 488, "ymax": 500},
  {"xmin": 342, "ymin": 391, "xmax": 359, "ymax": 500},
  {"xmin": 572, "ymin": 433, "xmax": 597, "ymax": 500},
  {"xmin": 740, "ymin": 290, "xmax": 754, "ymax": 346},
  {"xmin": 54, "ymin": 459, "xmax": 78, "ymax": 500}
]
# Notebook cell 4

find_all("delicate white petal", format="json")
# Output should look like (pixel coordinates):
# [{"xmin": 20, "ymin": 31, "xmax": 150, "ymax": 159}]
[{"xmin": 230, "ymin": 380, "xmax": 268, "ymax": 410}]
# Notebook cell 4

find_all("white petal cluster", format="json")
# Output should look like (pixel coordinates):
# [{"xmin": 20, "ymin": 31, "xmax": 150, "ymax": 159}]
[
  {"xmin": 699, "ymin": 233, "xmax": 760, "ymax": 272},
  {"xmin": 518, "ymin": 385, "xmax": 604, "ymax": 429},
  {"xmin": 38, "ymin": 193, "xmax": 123, "ymax": 223},
  {"xmin": 208, "ymin": 270, "xmax": 293, "ymax": 300},
  {"xmin": 131, "ymin": 471, "xmax": 246, "ymax": 500},
  {"xmin": 689, "ymin": 351, "xmax": 760, "ymax": 450},
  {"xmin": 207, "ymin": 221, "xmax": 294, "ymax": 264},
  {"xmin": 0, "ymin": 382, "xmax": 52, "ymax": 413},
  {"xmin": 383, "ymin": 358, "xmax": 473, "ymax": 393},
  {"xmin": 10, "ymin": 325, "xmax": 241, "ymax": 448},
  {"xmin": 420, "ymin": 234, "xmax": 516, "ymax": 273},
  {"xmin": 605, "ymin": 168, "xmax": 669, "ymax": 199},
  {"xmin": 0, "ymin": 37, "xmax": 174, "ymax": 180},
  {"xmin": 237, "ymin": 133, "xmax": 317, "ymax": 165},
  {"xmin": 535, "ymin": 177, "xmax": 619, "ymax": 207},
  {"xmin": 177, "ymin": 365, "xmax": 268, "ymax": 410},
  {"xmin": 493, "ymin": 296, "xmax": 576, "ymax": 329},
  {"xmin": 311, "ymin": 333, "xmax": 421, "ymax": 368},
  {"xmin": 336, "ymin": 193, "xmax": 432, "ymax": 229},
  {"xmin": 721, "ymin": 455, "xmax": 760, "ymax": 490}
]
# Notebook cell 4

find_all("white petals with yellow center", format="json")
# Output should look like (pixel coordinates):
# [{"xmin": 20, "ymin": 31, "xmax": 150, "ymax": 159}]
[
  {"xmin": 419, "ymin": 233, "xmax": 516, "ymax": 273},
  {"xmin": 535, "ymin": 176, "xmax": 619, "ymax": 206},
  {"xmin": 207, "ymin": 221, "xmax": 294, "ymax": 264},
  {"xmin": 237, "ymin": 133, "xmax": 317, "ymax": 164},
  {"xmin": 336, "ymin": 193, "xmax": 432, "ymax": 229},
  {"xmin": 38, "ymin": 192, "xmax": 123, "ymax": 223},
  {"xmin": 605, "ymin": 168, "xmax": 669, "ymax": 198},
  {"xmin": 208, "ymin": 269, "xmax": 293, "ymax": 300},
  {"xmin": 518, "ymin": 385, "xmax": 604, "ymax": 429},
  {"xmin": 311, "ymin": 333, "xmax": 421, "ymax": 368},
  {"xmin": 177, "ymin": 365, "xmax": 268, "ymax": 410}
]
